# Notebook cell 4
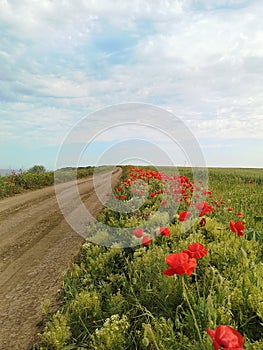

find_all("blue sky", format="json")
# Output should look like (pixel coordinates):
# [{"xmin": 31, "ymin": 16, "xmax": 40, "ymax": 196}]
[{"xmin": 0, "ymin": 0, "xmax": 262, "ymax": 171}]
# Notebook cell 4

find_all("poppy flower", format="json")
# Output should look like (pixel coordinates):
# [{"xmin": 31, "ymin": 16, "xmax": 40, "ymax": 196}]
[
  {"xmin": 160, "ymin": 226, "xmax": 170, "ymax": 236},
  {"xmin": 150, "ymin": 192, "xmax": 156, "ymax": 198},
  {"xmin": 142, "ymin": 235, "xmax": 152, "ymax": 246},
  {"xmin": 121, "ymin": 195, "xmax": 126, "ymax": 199},
  {"xmin": 183, "ymin": 243, "xmax": 208, "ymax": 259},
  {"xmin": 230, "ymin": 220, "xmax": 237, "ymax": 231},
  {"xmin": 236, "ymin": 212, "xmax": 243, "ymax": 218},
  {"xmin": 230, "ymin": 220, "xmax": 245, "ymax": 236},
  {"xmin": 196, "ymin": 201, "xmax": 213, "ymax": 216},
  {"xmin": 178, "ymin": 211, "xmax": 191, "ymax": 221},
  {"xmin": 117, "ymin": 186, "xmax": 122, "ymax": 191},
  {"xmin": 163, "ymin": 252, "xmax": 197, "ymax": 276},
  {"xmin": 202, "ymin": 190, "xmax": 212, "ymax": 196},
  {"xmin": 132, "ymin": 228, "xmax": 144, "ymax": 238},
  {"xmin": 207, "ymin": 325, "xmax": 244, "ymax": 349},
  {"xmin": 196, "ymin": 201, "xmax": 205, "ymax": 211},
  {"xmin": 228, "ymin": 207, "xmax": 233, "ymax": 211}
]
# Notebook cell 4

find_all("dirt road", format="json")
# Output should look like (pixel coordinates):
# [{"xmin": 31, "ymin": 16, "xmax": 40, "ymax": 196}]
[{"xmin": 0, "ymin": 168, "xmax": 122, "ymax": 350}]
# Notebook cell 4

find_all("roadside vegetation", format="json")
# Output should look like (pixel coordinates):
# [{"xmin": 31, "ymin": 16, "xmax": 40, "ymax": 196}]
[
  {"xmin": 0, "ymin": 166, "xmax": 95, "ymax": 198},
  {"xmin": 32, "ymin": 165, "xmax": 263, "ymax": 349}
]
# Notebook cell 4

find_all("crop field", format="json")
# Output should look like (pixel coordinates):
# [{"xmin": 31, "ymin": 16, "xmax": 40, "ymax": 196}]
[{"xmin": 32, "ymin": 166, "xmax": 263, "ymax": 349}]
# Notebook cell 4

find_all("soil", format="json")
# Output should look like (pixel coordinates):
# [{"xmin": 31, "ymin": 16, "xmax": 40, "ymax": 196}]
[{"xmin": 0, "ymin": 168, "xmax": 122, "ymax": 350}]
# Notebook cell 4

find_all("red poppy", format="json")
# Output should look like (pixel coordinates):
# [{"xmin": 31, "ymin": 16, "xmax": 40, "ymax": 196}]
[
  {"xmin": 196, "ymin": 201, "xmax": 213, "ymax": 216},
  {"xmin": 183, "ymin": 243, "xmax": 208, "ymax": 259},
  {"xmin": 132, "ymin": 228, "xmax": 144, "ymax": 238},
  {"xmin": 160, "ymin": 227, "xmax": 171, "ymax": 236},
  {"xmin": 228, "ymin": 207, "xmax": 233, "ymax": 211},
  {"xmin": 178, "ymin": 211, "xmax": 191, "ymax": 221},
  {"xmin": 196, "ymin": 201, "xmax": 205, "ymax": 211},
  {"xmin": 236, "ymin": 212, "xmax": 243, "ymax": 218},
  {"xmin": 202, "ymin": 190, "xmax": 212, "ymax": 196},
  {"xmin": 115, "ymin": 195, "xmax": 119, "ymax": 199},
  {"xmin": 150, "ymin": 192, "xmax": 156, "ymax": 198},
  {"xmin": 207, "ymin": 325, "xmax": 244, "ymax": 350},
  {"xmin": 163, "ymin": 252, "xmax": 197, "ymax": 276},
  {"xmin": 142, "ymin": 235, "xmax": 152, "ymax": 246},
  {"xmin": 117, "ymin": 186, "xmax": 122, "ymax": 191},
  {"xmin": 121, "ymin": 195, "xmax": 126, "ymax": 199},
  {"xmin": 230, "ymin": 220, "xmax": 245, "ymax": 236}
]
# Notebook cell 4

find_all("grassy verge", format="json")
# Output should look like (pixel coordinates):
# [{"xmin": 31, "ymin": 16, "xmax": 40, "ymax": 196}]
[
  {"xmin": 33, "ymin": 166, "xmax": 263, "ymax": 350},
  {"xmin": 0, "ymin": 167, "xmax": 95, "ymax": 199}
]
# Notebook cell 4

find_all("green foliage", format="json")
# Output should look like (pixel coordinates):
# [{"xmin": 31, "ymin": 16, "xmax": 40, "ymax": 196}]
[
  {"xmin": 0, "ymin": 166, "xmax": 95, "ymax": 198},
  {"xmin": 28, "ymin": 165, "xmax": 46, "ymax": 174},
  {"xmin": 34, "ymin": 166, "xmax": 263, "ymax": 349},
  {"xmin": 90, "ymin": 314, "xmax": 130, "ymax": 350},
  {"xmin": 0, "ymin": 171, "xmax": 54, "ymax": 197},
  {"xmin": 38, "ymin": 312, "xmax": 71, "ymax": 350}
]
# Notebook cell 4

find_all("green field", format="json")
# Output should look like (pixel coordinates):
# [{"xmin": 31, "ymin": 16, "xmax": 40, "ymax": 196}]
[{"xmin": 32, "ymin": 166, "xmax": 263, "ymax": 350}]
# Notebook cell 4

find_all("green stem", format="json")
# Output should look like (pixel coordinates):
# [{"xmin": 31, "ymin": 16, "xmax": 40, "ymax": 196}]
[{"xmin": 181, "ymin": 276, "xmax": 205, "ymax": 349}]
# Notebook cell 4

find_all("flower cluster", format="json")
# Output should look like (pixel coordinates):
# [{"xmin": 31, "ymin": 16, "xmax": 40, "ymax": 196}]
[
  {"xmin": 196, "ymin": 201, "xmax": 214, "ymax": 217},
  {"xmin": 132, "ymin": 226, "xmax": 171, "ymax": 246},
  {"xmin": 230, "ymin": 220, "xmax": 245, "ymax": 236},
  {"xmin": 177, "ymin": 201, "xmax": 214, "ymax": 223},
  {"xmin": 114, "ymin": 166, "xmax": 250, "ymax": 349},
  {"xmin": 163, "ymin": 243, "xmax": 208, "ymax": 277}
]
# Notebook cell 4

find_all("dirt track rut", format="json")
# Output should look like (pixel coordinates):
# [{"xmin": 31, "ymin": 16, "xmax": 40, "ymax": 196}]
[{"xmin": 0, "ymin": 169, "xmax": 122, "ymax": 350}]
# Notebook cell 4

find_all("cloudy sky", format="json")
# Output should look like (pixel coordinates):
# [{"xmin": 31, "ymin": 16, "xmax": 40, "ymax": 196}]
[{"xmin": 0, "ymin": 0, "xmax": 262, "ymax": 171}]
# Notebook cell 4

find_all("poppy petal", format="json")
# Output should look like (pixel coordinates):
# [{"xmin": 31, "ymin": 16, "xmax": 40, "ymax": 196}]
[
  {"xmin": 162, "ymin": 268, "xmax": 176, "ymax": 276},
  {"xmin": 230, "ymin": 220, "xmax": 237, "ymax": 233}
]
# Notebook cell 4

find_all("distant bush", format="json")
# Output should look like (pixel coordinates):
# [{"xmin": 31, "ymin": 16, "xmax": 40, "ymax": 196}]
[{"xmin": 27, "ymin": 165, "xmax": 46, "ymax": 174}]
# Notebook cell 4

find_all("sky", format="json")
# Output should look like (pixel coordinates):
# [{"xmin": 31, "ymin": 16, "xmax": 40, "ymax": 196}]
[{"xmin": 0, "ymin": 0, "xmax": 262, "ymax": 171}]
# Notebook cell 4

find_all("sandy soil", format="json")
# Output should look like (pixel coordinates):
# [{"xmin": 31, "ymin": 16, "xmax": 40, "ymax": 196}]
[{"xmin": 0, "ymin": 168, "xmax": 122, "ymax": 350}]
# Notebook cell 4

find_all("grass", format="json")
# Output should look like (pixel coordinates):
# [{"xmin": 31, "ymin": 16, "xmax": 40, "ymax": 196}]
[
  {"xmin": 33, "ymin": 166, "xmax": 263, "ymax": 349},
  {"xmin": 0, "ymin": 166, "xmax": 96, "ymax": 198}
]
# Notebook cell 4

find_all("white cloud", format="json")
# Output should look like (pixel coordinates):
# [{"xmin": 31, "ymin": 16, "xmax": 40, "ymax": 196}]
[{"xmin": 1, "ymin": 0, "xmax": 263, "ymax": 167}]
